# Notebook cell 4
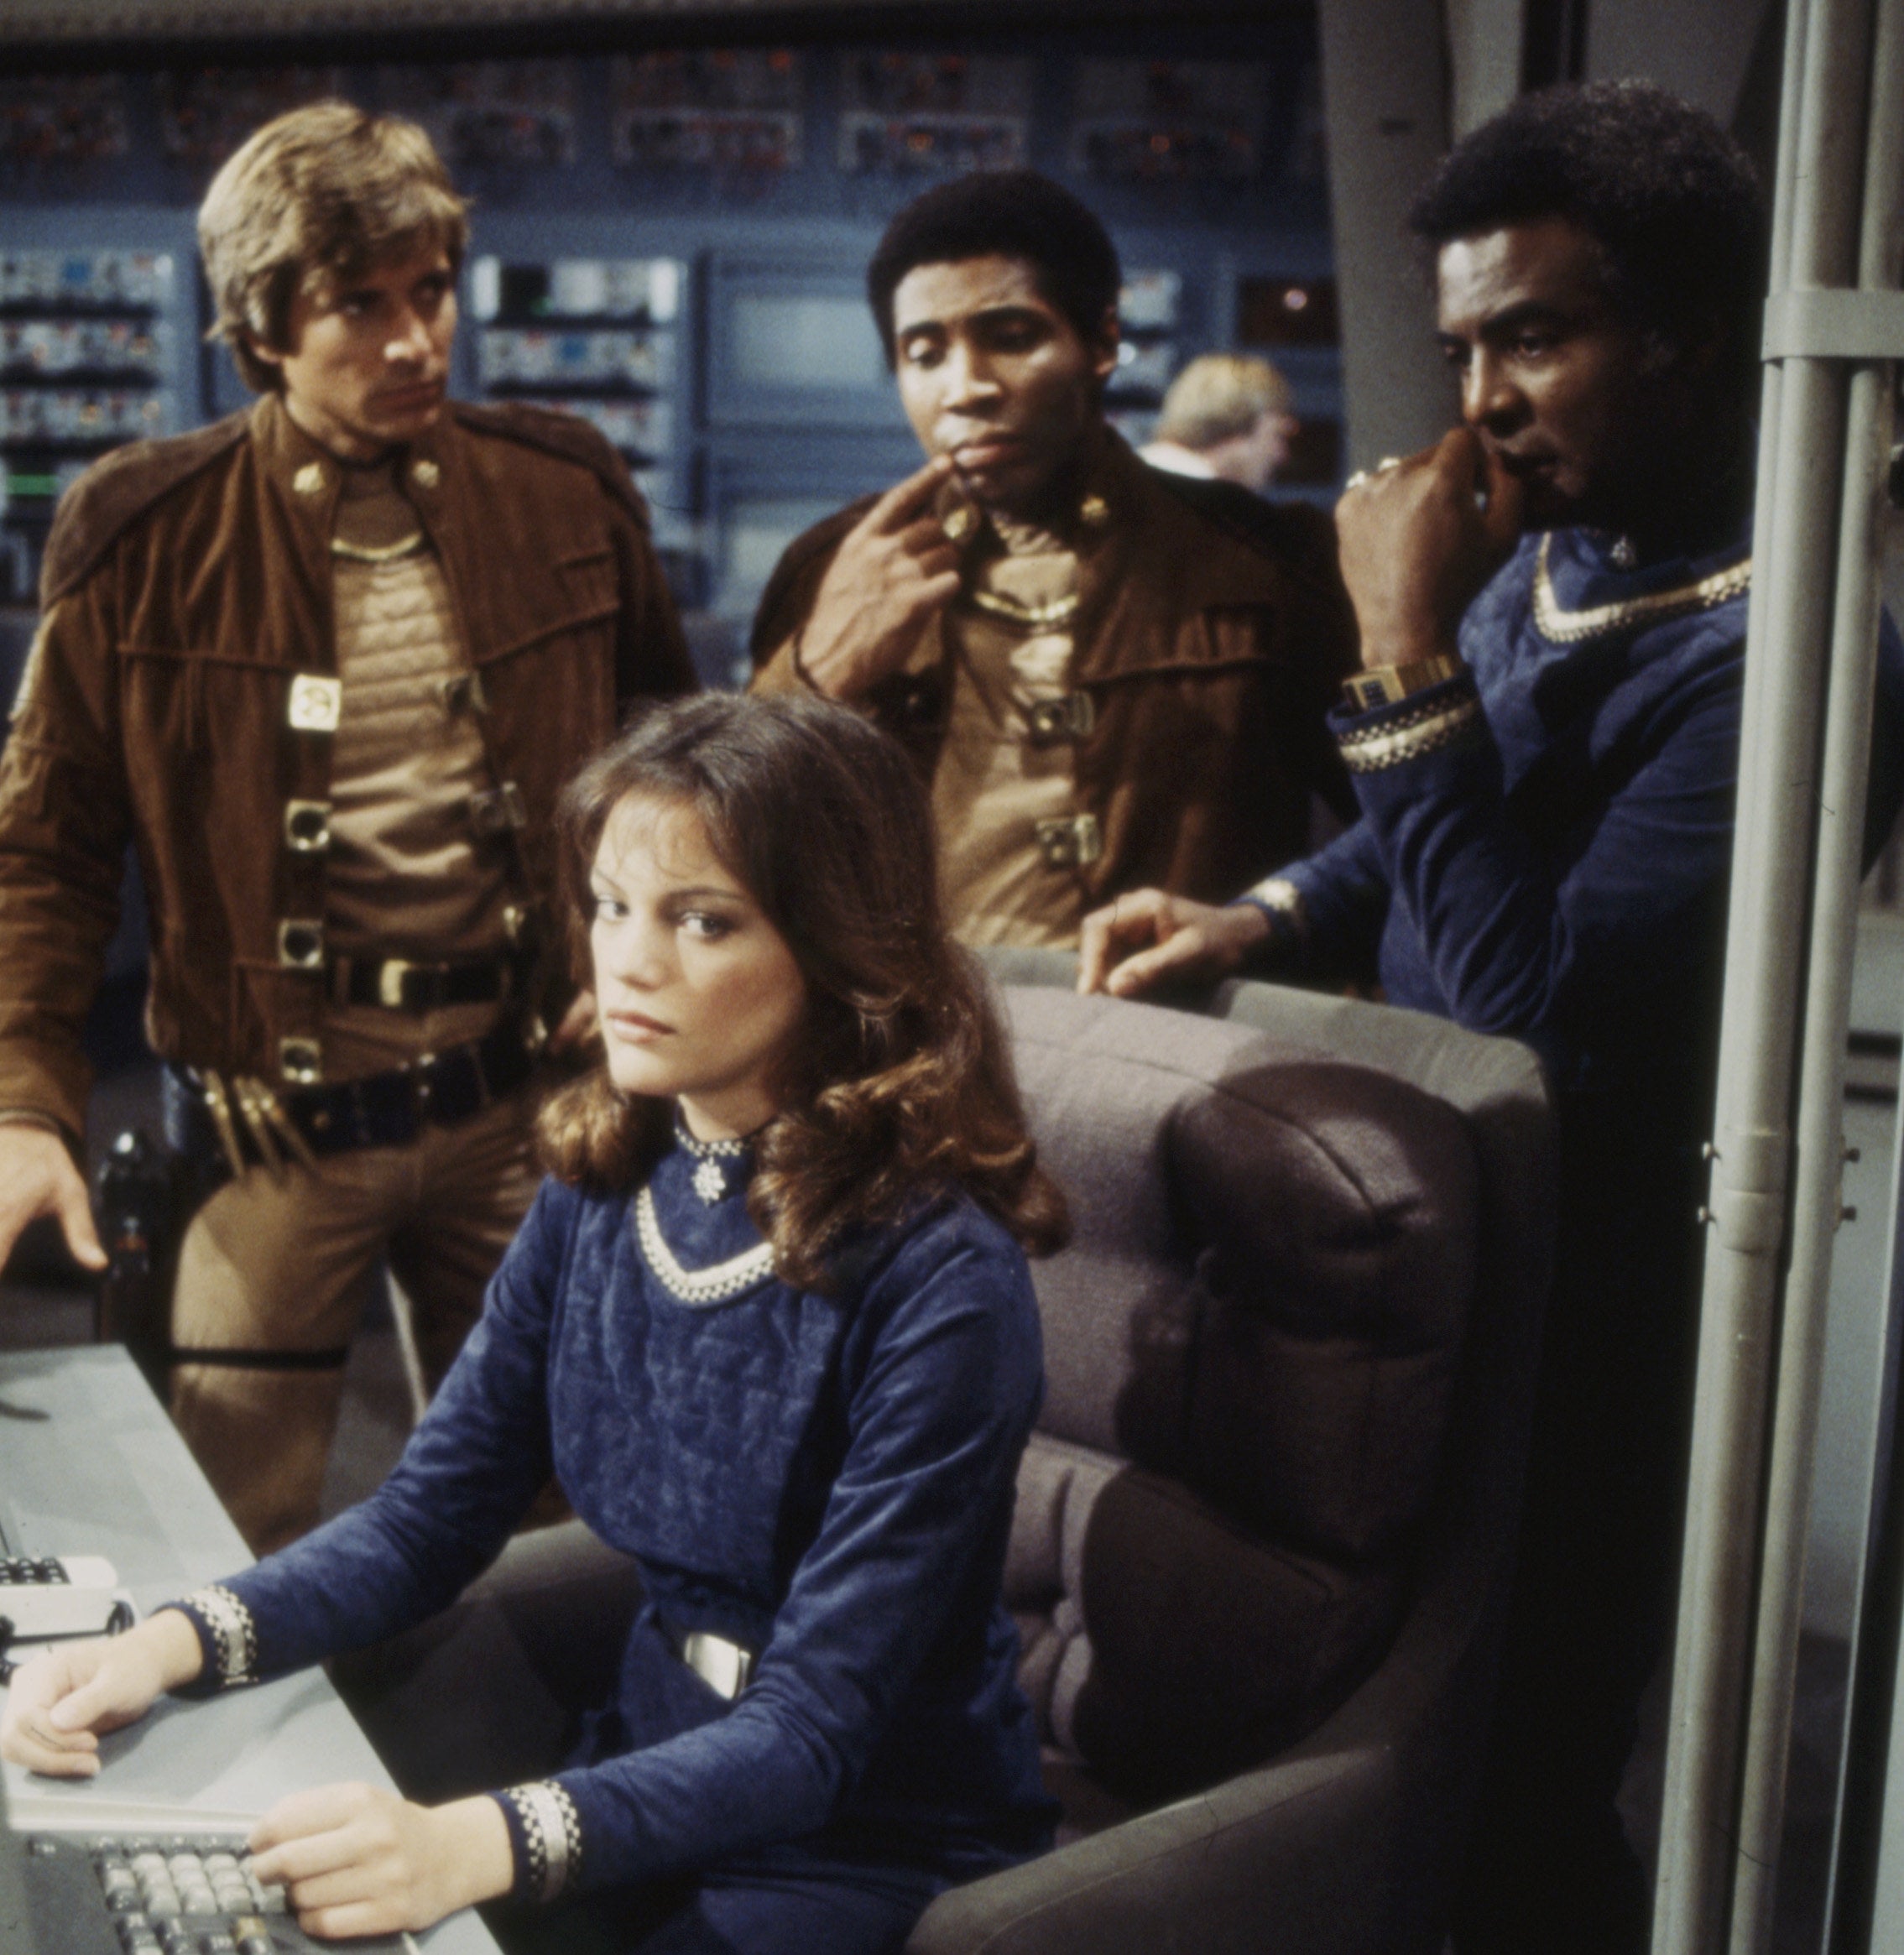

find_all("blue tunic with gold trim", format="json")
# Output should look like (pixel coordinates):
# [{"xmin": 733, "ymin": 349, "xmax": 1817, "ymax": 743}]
[
  {"xmin": 1244, "ymin": 522, "xmax": 1904, "ymax": 1927},
  {"xmin": 1261, "ymin": 524, "xmax": 1904, "ymax": 1097}
]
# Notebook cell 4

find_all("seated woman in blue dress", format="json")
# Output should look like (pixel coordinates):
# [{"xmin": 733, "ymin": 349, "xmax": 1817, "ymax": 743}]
[{"xmin": 1, "ymin": 691, "xmax": 1068, "ymax": 1954}]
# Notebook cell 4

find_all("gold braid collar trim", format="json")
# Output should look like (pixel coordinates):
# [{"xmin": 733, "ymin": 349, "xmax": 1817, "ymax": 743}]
[
  {"xmin": 1532, "ymin": 534, "xmax": 1751, "ymax": 644},
  {"xmin": 1338, "ymin": 693, "xmax": 1486, "ymax": 774},
  {"xmin": 636, "ymin": 1183, "xmax": 778, "ymax": 1305}
]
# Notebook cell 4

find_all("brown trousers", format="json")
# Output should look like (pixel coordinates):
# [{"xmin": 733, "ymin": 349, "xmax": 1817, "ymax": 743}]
[{"xmin": 169, "ymin": 1086, "xmax": 542, "ymax": 1555}]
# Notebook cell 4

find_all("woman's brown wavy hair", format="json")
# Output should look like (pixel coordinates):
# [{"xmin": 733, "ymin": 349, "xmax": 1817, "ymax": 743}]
[{"xmin": 537, "ymin": 691, "xmax": 1067, "ymax": 1290}]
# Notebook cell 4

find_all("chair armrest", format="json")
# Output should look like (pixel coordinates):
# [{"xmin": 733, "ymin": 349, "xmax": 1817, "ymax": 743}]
[{"xmin": 906, "ymin": 1741, "xmax": 1416, "ymax": 1955}]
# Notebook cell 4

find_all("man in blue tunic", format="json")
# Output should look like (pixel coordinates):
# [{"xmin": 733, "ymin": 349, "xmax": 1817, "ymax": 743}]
[{"xmin": 1079, "ymin": 81, "xmax": 1904, "ymax": 1955}]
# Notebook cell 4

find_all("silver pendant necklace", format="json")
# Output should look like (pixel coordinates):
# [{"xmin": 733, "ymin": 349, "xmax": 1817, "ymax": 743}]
[{"xmin": 676, "ymin": 1114, "xmax": 749, "ymax": 1207}]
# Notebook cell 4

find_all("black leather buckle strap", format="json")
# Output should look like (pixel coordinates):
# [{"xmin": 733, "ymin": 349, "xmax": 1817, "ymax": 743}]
[
  {"xmin": 328, "ymin": 951, "xmax": 518, "ymax": 1014},
  {"xmin": 169, "ymin": 1021, "xmax": 540, "ymax": 1176},
  {"xmin": 289, "ymin": 1021, "xmax": 539, "ymax": 1155}
]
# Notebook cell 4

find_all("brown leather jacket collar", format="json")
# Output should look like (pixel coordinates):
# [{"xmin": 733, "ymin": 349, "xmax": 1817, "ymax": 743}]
[
  {"xmin": 750, "ymin": 425, "xmax": 1359, "ymax": 915},
  {"xmin": 935, "ymin": 429, "xmax": 1281, "ymax": 624}
]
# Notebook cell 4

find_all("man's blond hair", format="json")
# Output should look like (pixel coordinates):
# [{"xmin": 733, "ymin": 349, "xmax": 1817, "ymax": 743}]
[
  {"xmin": 1154, "ymin": 352, "xmax": 1292, "ymax": 451},
  {"xmin": 198, "ymin": 102, "xmax": 469, "ymax": 394}
]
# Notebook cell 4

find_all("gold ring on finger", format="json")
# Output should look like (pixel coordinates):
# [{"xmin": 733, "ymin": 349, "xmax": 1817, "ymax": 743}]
[{"xmin": 1376, "ymin": 456, "xmax": 1402, "ymax": 473}]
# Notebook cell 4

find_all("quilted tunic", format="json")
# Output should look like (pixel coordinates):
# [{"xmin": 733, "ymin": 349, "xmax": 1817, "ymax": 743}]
[{"xmin": 174, "ymin": 1129, "xmax": 1055, "ymax": 1904}]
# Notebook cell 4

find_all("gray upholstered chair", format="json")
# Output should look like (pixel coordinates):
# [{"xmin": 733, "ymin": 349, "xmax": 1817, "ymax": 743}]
[
  {"xmin": 905, "ymin": 963, "xmax": 1554, "ymax": 1955},
  {"xmin": 342, "ymin": 962, "xmax": 1552, "ymax": 1955}
]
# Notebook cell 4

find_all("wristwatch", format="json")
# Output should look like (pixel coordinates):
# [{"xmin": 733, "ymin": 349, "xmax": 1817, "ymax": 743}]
[{"xmin": 1341, "ymin": 653, "xmax": 1466, "ymax": 713}]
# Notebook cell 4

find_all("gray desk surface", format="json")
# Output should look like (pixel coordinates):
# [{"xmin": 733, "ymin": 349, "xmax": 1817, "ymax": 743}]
[{"xmin": 0, "ymin": 1346, "xmax": 498, "ymax": 1954}]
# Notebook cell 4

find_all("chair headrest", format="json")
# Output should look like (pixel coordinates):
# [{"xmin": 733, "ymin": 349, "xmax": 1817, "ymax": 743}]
[{"xmin": 1006, "ymin": 987, "xmax": 1481, "ymax": 1564}]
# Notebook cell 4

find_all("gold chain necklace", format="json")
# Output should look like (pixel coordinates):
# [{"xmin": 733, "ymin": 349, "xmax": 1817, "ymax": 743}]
[
  {"xmin": 965, "ymin": 586, "xmax": 1082, "ymax": 629},
  {"xmin": 1531, "ymin": 534, "xmax": 1751, "ymax": 644},
  {"xmin": 330, "ymin": 530, "xmax": 428, "ymax": 565}
]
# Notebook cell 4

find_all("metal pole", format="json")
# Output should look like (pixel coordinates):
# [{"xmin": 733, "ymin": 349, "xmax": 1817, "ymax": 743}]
[
  {"xmin": 1728, "ymin": 0, "xmax": 1904, "ymax": 1942},
  {"xmin": 1718, "ymin": 0, "xmax": 1811, "ymax": 983},
  {"xmin": 1313, "ymin": 0, "xmax": 1455, "ymax": 470},
  {"xmin": 1654, "ymin": 0, "xmax": 1875, "ymax": 1946},
  {"xmin": 1823, "ymin": 1186, "xmax": 1904, "ymax": 1955}
]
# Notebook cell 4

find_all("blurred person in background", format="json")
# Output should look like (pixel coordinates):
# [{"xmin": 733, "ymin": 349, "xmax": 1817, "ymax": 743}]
[{"xmin": 1140, "ymin": 351, "xmax": 1299, "ymax": 495}]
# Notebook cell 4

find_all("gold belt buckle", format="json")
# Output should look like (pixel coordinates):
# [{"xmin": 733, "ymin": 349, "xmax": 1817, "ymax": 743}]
[
  {"xmin": 1033, "ymin": 812, "xmax": 1103, "ymax": 870},
  {"xmin": 681, "ymin": 1629, "xmax": 754, "ymax": 1701},
  {"xmin": 277, "ymin": 918, "xmax": 325, "ymax": 968},
  {"xmin": 1025, "ymin": 691, "xmax": 1095, "ymax": 747},
  {"xmin": 378, "ymin": 958, "xmax": 418, "ymax": 1009}
]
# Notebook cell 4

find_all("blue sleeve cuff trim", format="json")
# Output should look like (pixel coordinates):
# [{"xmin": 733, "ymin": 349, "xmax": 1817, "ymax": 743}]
[
  {"xmin": 493, "ymin": 1781, "xmax": 582, "ymax": 1904},
  {"xmin": 154, "ymin": 1593, "xmax": 253, "ymax": 1697}
]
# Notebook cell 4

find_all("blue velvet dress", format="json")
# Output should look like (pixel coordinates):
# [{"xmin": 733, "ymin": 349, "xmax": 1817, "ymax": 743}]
[{"xmin": 172, "ymin": 1128, "xmax": 1055, "ymax": 1952}]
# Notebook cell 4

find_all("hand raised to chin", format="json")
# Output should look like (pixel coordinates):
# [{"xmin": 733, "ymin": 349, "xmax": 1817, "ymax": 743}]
[
  {"xmin": 1337, "ymin": 428, "xmax": 1525, "ymax": 670},
  {"xmin": 795, "ymin": 455, "xmax": 965, "ymax": 701}
]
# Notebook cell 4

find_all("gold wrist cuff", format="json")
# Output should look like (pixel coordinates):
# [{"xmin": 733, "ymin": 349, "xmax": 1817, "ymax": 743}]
[
  {"xmin": 1342, "ymin": 654, "xmax": 1466, "ymax": 712},
  {"xmin": 175, "ymin": 1584, "xmax": 259, "ymax": 1688}
]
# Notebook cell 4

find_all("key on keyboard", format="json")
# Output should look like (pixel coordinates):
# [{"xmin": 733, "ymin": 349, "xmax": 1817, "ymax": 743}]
[{"xmin": 23, "ymin": 1832, "xmax": 409, "ymax": 1955}]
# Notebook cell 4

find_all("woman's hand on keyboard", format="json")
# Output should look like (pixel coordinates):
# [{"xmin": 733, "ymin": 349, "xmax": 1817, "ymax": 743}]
[
  {"xmin": 0, "ymin": 1609, "xmax": 204, "ymax": 1775},
  {"xmin": 247, "ymin": 1780, "xmax": 514, "ymax": 1937}
]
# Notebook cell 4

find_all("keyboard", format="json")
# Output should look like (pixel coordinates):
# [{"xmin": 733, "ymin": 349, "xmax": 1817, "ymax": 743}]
[
  {"xmin": 20, "ymin": 1831, "xmax": 410, "ymax": 1955},
  {"xmin": 0, "ymin": 1556, "xmax": 124, "ymax": 1639}
]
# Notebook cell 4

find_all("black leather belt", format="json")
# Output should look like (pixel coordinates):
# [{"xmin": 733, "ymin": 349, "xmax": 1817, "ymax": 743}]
[
  {"xmin": 329, "ymin": 951, "xmax": 519, "ymax": 1014},
  {"xmin": 168, "ymin": 1021, "xmax": 540, "ymax": 1175},
  {"xmin": 288, "ymin": 1022, "xmax": 539, "ymax": 1154}
]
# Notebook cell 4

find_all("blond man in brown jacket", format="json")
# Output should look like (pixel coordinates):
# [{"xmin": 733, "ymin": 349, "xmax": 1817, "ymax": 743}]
[{"xmin": 0, "ymin": 104, "xmax": 693, "ymax": 1550}]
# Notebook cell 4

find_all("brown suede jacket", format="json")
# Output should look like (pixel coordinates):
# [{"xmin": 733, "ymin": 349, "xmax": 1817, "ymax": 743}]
[
  {"xmin": 751, "ymin": 434, "xmax": 1358, "ymax": 921},
  {"xmin": 0, "ymin": 393, "xmax": 695, "ymax": 1138}
]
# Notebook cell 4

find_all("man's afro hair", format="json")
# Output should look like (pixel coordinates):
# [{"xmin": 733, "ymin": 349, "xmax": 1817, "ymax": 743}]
[
  {"xmin": 865, "ymin": 169, "xmax": 1121, "ymax": 364},
  {"xmin": 1409, "ymin": 80, "xmax": 1766, "ymax": 354}
]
